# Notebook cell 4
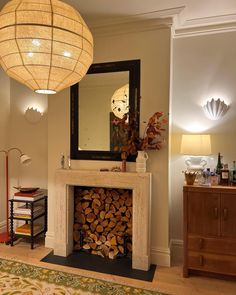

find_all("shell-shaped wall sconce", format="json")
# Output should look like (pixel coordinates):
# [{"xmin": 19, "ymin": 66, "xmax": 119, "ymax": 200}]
[
  {"xmin": 203, "ymin": 98, "xmax": 229, "ymax": 120},
  {"xmin": 25, "ymin": 107, "xmax": 43, "ymax": 124}
]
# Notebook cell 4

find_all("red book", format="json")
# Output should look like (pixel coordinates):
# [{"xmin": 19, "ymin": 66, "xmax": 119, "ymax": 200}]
[{"xmin": 14, "ymin": 189, "xmax": 45, "ymax": 197}]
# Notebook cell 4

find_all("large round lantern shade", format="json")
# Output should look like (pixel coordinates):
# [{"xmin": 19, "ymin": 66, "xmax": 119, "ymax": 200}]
[
  {"xmin": 0, "ymin": 0, "xmax": 93, "ymax": 94},
  {"xmin": 111, "ymin": 84, "xmax": 129, "ymax": 119}
]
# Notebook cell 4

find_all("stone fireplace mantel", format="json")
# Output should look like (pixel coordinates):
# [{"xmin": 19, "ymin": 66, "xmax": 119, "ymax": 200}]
[{"xmin": 54, "ymin": 169, "xmax": 152, "ymax": 271}]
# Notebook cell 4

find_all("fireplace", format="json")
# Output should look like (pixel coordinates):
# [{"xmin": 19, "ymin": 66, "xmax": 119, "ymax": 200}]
[
  {"xmin": 53, "ymin": 169, "xmax": 151, "ymax": 271},
  {"xmin": 73, "ymin": 186, "xmax": 133, "ymax": 259}
]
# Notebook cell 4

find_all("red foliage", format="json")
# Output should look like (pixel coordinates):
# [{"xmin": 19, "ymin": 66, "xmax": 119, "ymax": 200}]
[{"xmin": 118, "ymin": 112, "xmax": 167, "ymax": 157}]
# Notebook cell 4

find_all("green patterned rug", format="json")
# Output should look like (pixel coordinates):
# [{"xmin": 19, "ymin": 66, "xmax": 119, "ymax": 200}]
[{"xmin": 0, "ymin": 258, "xmax": 167, "ymax": 295}]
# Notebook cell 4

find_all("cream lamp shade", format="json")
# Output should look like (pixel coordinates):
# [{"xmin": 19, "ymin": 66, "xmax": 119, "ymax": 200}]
[
  {"xmin": 0, "ymin": 0, "xmax": 93, "ymax": 94},
  {"xmin": 111, "ymin": 84, "xmax": 129, "ymax": 119},
  {"xmin": 180, "ymin": 134, "xmax": 211, "ymax": 156}
]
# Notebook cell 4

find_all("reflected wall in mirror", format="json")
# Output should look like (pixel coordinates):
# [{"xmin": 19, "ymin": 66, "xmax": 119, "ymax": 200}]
[
  {"xmin": 71, "ymin": 59, "xmax": 140, "ymax": 161},
  {"xmin": 79, "ymin": 71, "xmax": 129, "ymax": 151}
]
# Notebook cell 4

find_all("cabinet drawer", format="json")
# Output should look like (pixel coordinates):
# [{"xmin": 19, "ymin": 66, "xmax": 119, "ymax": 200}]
[
  {"xmin": 188, "ymin": 251, "xmax": 236, "ymax": 276},
  {"xmin": 188, "ymin": 236, "xmax": 236, "ymax": 255}
]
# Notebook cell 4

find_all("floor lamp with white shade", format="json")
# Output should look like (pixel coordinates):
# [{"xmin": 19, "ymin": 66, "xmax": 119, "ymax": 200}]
[{"xmin": 0, "ymin": 148, "xmax": 31, "ymax": 243}]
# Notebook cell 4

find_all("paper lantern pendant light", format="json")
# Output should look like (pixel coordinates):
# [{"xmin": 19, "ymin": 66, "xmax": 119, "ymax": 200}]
[
  {"xmin": 0, "ymin": 0, "xmax": 93, "ymax": 94},
  {"xmin": 111, "ymin": 84, "xmax": 129, "ymax": 119}
]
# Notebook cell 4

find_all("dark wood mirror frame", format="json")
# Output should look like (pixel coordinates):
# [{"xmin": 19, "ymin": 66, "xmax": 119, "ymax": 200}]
[{"xmin": 70, "ymin": 59, "xmax": 140, "ymax": 161}]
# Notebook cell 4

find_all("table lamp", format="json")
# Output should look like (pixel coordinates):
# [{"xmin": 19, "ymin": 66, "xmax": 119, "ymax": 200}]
[{"xmin": 180, "ymin": 134, "xmax": 212, "ymax": 171}]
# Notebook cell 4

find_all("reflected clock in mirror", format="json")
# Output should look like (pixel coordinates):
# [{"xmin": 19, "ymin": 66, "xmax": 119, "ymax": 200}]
[{"xmin": 70, "ymin": 59, "xmax": 140, "ymax": 161}]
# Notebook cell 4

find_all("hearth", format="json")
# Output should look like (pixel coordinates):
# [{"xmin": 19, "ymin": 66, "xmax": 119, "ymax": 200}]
[
  {"xmin": 53, "ymin": 169, "xmax": 152, "ymax": 271},
  {"xmin": 42, "ymin": 251, "xmax": 156, "ymax": 282}
]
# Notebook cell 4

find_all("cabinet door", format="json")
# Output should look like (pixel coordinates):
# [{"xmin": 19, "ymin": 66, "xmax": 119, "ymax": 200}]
[
  {"xmin": 188, "ymin": 192, "xmax": 220, "ymax": 236},
  {"xmin": 221, "ymin": 194, "xmax": 236, "ymax": 239}
]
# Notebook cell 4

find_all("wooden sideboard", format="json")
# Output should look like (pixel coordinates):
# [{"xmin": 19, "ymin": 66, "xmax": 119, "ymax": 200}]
[{"xmin": 183, "ymin": 185, "xmax": 236, "ymax": 278}]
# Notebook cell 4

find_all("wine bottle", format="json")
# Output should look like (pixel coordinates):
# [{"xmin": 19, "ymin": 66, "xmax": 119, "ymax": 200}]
[
  {"xmin": 232, "ymin": 160, "xmax": 236, "ymax": 185},
  {"xmin": 216, "ymin": 152, "xmax": 223, "ymax": 175},
  {"xmin": 220, "ymin": 164, "xmax": 229, "ymax": 186}
]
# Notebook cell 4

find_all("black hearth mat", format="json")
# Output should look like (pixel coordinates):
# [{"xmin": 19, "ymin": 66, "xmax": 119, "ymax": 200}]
[{"xmin": 41, "ymin": 251, "xmax": 156, "ymax": 282}]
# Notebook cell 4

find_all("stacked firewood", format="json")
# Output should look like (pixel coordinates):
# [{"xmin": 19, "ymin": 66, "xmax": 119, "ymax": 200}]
[{"xmin": 73, "ymin": 187, "xmax": 132, "ymax": 259}]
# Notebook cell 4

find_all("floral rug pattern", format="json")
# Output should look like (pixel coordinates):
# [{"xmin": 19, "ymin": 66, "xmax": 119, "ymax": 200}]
[{"xmin": 0, "ymin": 258, "xmax": 164, "ymax": 295}]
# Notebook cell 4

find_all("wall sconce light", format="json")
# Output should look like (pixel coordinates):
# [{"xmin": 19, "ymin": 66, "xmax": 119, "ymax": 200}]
[
  {"xmin": 203, "ymin": 98, "xmax": 229, "ymax": 120},
  {"xmin": 25, "ymin": 107, "xmax": 43, "ymax": 124},
  {"xmin": 180, "ymin": 134, "xmax": 212, "ymax": 171}
]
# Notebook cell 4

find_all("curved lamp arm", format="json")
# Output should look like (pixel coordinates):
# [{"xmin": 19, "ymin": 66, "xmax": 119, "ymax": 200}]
[{"xmin": 0, "ymin": 148, "xmax": 32, "ymax": 165}]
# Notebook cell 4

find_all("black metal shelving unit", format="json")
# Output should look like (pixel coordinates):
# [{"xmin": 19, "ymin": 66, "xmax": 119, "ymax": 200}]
[{"xmin": 9, "ymin": 195, "xmax": 47, "ymax": 249}]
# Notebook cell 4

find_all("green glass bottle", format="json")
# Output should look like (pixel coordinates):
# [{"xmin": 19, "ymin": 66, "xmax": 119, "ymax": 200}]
[
  {"xmin": 232, "ymin": 160, "xmax": 236, "ymax": 185},
  {"xmin": 216, "ymin": 152, "xmax": 223, "ymax": 175}
]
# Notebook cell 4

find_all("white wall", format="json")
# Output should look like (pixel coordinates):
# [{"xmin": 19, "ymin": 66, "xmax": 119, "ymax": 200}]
[
  {"xmin": 47, "ymin": 26, "xmax": 171, "ymax": 265},
  {"xmin": 0, "ymin": 69, "xmax": 10, "ymax": 230},
  {"xmin": 170, "ymin": 31, "xmax": 236, "ymax": 262}
]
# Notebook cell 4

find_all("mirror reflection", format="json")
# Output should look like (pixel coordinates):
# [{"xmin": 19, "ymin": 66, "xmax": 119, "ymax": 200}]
[
  {"xmin": 79, "ymin": 71, "xmax": 129, "ymax": 151},
  {"xmin": 70, "ymin": 59, "xmax": 140, "ymax": 161}
]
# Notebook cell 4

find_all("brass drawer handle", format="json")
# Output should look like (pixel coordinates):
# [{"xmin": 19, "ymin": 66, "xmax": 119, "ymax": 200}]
[
  {"xmin": 214, "ymin": 207, "xmax": 218, "ymax": 219},
  {"xmin": 199, "ymin": 255, "xmax": 204, "ymax": 266},
  {"xmin": 223, "ymin": 208, "xmax": 228, "ymax": 220},
  {"xmin": 199, "ymin": 238, "xmax": 204, "ymax": 249}
]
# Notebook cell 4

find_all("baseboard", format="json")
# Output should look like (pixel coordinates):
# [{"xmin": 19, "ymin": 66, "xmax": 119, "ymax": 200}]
[
  {"xmin": 151, "ymin": 246, "xmax": 171, "ymax": 267},
  {"xmin": 170, "ymin": 239, "xmax": 183, "ymax": 266},
  {"xmin": 0, "ymin": 221, "xmax": 6, "ymax": 233},
  {"xmin": 45, "ymin": 231, "xmax": 54, "ymax": 249}
]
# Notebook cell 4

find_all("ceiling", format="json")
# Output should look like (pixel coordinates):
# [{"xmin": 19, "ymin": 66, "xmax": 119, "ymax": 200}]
[{"xmin": 1, "ymin": 0, "xmax": 236, "ymax": 34}]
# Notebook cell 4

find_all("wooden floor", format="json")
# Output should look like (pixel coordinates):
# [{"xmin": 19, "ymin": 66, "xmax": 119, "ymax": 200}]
[{"xmin": 0, "ymin": 241, "xmax": 236, "ymax": 295}]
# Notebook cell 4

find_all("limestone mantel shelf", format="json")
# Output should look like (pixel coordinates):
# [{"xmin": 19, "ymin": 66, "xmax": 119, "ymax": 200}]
[{"xmin": 54, "ymin": 169, "xmax": 152, "ymax": 271}]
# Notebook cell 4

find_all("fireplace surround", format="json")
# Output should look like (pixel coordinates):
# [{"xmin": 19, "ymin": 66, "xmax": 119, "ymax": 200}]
[{"xmin": 53, "ymin": 169, "xmax": 152, "ymax": 271}]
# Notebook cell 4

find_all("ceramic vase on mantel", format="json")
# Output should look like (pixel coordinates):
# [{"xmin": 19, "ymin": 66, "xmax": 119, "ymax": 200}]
[{"xmin": 136, "ymin": 150, "xmax": 148, "ymax": 173}]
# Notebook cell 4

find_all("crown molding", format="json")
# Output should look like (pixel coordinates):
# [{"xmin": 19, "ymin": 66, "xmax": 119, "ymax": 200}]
[
  {"xmin": 174, "ymin": 14, "xmax": 236, "ymax": 38},
  {"xmin": 91, "ymin": 17, "xmax": 173, "ymax": 37},
  {"xmin": 90, "ymin": 7, "xmax": 185, "ymax": 37},
  {"xmin": 90, "ymin": 6, "xmax": 184, "ymax": 28},
  {"xmin": 89, "ymin": 5, "xmax": 236, "ymax": 39}
]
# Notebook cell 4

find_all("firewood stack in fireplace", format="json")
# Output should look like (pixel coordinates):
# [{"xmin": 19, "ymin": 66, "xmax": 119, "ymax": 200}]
[{"xmin": 73, "ymin": 187, "xmax": 132, "ymax": 259}]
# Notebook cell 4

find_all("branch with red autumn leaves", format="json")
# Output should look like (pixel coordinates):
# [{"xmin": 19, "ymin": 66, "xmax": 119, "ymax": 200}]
[{"xmin": 113, "ymin": 112, "xmax": 168, "ymax": 159}]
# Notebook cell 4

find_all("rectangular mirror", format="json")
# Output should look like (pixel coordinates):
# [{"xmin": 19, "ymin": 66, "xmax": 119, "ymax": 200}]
[{"xmin": 71, "ymin": 59, "xmax": 140, "ymax": 161}]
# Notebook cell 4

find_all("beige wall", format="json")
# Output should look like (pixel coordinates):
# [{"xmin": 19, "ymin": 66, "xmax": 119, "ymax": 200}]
[
  {"xmin": 0, "ymin": 69, "xmax": 10, "ymax": 230},
  {"xmin": 0, "ymin": 70, "xmax": 48, "ymax": 232},
  {"xmin": 170, "ymin": 31, "xmax": 236, "ymax": 261},
  {"xmin": 47, "ymin": 27, "xmax": 171, "ymax": 265},
  {"xmin": 7, "ymin": 80, "xmax": 48, "ymax": 194}
]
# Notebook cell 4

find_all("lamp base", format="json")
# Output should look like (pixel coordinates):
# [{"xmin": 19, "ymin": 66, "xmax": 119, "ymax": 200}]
[
  {"xmin": 0, "ymin": 231, "xmax": 10, "ymax": 244},
  {"xmin": 185, "ymin": 156, "xmax": 207, "ymax": 172}
]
